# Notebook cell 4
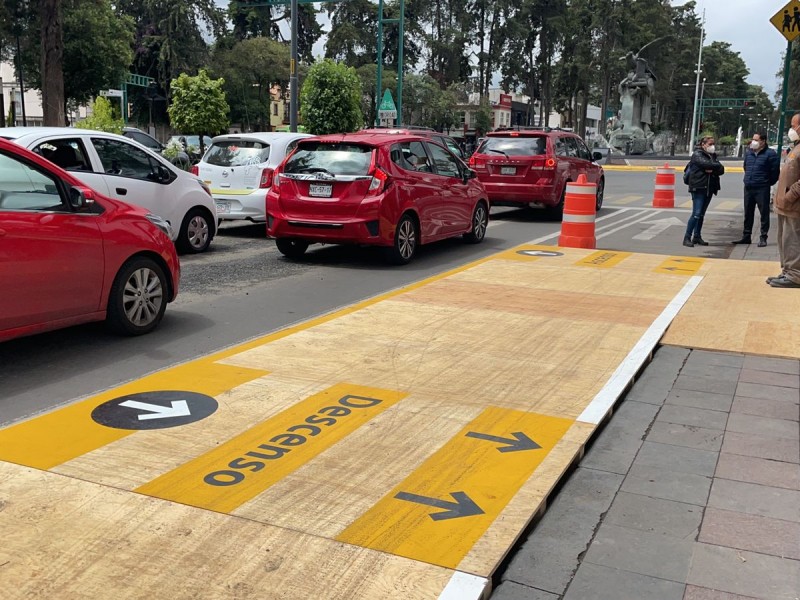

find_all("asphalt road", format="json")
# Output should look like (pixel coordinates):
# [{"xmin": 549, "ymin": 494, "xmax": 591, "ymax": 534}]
[{"xmin": 0, "ymin": 169, "xmax": 746, "ymax": 425}]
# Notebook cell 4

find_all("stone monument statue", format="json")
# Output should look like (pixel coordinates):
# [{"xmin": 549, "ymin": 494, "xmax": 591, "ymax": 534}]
[{"xmin": 608, "ymin": 38, "xmax": 666, "ymax": 155}]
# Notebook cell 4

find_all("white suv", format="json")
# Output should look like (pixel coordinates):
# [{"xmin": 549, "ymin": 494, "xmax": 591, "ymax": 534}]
[{"xmin": 3, "ymin": 127, "xmax": 218, "ymax": 253}]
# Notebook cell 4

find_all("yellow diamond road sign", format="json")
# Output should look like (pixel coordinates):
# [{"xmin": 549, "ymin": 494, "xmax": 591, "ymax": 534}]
[{"xmin": 772, "ymin": 0, "xmax": 800, "ymax": 42}]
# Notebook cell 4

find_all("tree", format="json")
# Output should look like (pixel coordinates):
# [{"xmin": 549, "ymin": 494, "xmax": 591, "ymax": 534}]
[
  {"xmin": 168, "ymin": 70, "xmax": 230, "ymax": 155},
  {"xmin": 40, "ymin": 0, "xmax": 65, "ymax": 125},
  {"xmin": 62, "ymin": 0, "xmax": 135, "ymax": 106},
  {"xmin": 75, "ymin": 96, "xmax": 124, "ymax": 133},
  {"xmin": 211, "ymin": 37, "xmax": 290, "ymax": 131},
  {"xmin": 300, "ymin": 59, "xmax": 363, "ymax": 134},
  {"xmin": 357, "ymin": 64, "xmax": 396, "ymax": 127}
]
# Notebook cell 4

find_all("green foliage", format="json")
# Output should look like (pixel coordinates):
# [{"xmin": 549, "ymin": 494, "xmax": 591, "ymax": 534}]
[
  {"xmin": 211, "ymin": 37, "xmax": 290, "ymax": 131},
  {"xmin": 474, "ymin": 100, "xmax": 493, "ymax": 136},
  {"xmin": 75, "ymin": 97, "xmax": 124, "ymax": 133},
  {"xmin": 63, "ymin": 0, "xmax": 135, "ymax": 105},
  {"xmin": 168, "ymin": 70, "xmax": 230, "ymax": 152},
  {"xmin": 300, "ymin": 59, "xmax": 363, "ymax": 134},
  {"xmin": 718, "ymin": 135, "xmax": 735, "ymax": 146}
]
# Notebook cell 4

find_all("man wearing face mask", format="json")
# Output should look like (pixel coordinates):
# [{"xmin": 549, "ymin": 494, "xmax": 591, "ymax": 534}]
[
  {"xmin": 684, "ymin": 136, "xmax": 725, "ymax": 247},
  {"xmin": 769, "ymin": 113, "xmax": 800, "ymax": 287},
  {"xmin": 734, "ymin": 131, "xmax": 780, "ymax": 247}
]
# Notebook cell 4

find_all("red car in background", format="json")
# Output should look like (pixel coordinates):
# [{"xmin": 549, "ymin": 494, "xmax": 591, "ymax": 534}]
[
  {"xmin": 468, "ymin": 128, "xmax": 605, "ymax": 218},
  {"xmin": 266, "ymin": 131, "xmax": 489, "ymax": 264},
  {"xmin": 0, "ymin": 138, "xmax": 180, "ymax": 342}
]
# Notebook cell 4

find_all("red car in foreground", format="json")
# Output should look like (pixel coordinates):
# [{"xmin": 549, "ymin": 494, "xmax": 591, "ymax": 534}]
[
  {"xmin": 266, "ymin": 131, "xmax": 489, "ymax": 264},
  {"xmin": 0, "ymin": 138, "xmax": 180, "ymax": 342}
]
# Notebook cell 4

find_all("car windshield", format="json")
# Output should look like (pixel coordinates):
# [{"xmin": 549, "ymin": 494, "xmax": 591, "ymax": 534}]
[
  {"xmin": 479, "ymin": 136, "xmax": 546, "ymax": 156},
  {"xmin": 284, "ymin": 142, "xmax": 372, "ymax": 176},
  {"xmin": 205, "ymin": 141, "xmax": 270, "ymax": 167}
]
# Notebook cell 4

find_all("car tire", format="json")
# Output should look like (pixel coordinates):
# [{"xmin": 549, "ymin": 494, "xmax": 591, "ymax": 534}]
[
  {"xmin": 106, "ymin": 257, "xmax": 168, "ymax": 336},
  {"xmin": 596, "ymin": 178, "xmax": 605, "ymax": 211},
  {"xmin": 386, "ymin": 213, "xmax": 418, "ymax": 265},
  {"xmin": 546, "ymin": 187, "xmax": 566, "ymax": 221},
  {"xmin": 276, "ymin": 238, "xmax": 309, "ymax": 259},
  {"xmin": 463, "ymin": 201, "xmax": 489, "ymax": 244},
  {"xmin": 177, "ymin": 208, "xmax": 213, "ymax": 254}
]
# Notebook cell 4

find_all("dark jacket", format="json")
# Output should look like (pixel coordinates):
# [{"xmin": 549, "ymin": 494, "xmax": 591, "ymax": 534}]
[
  {"xmin": 743, "ymin": 145, "xmax": 780, "ymax": 188},
  {"xmin": 688, "ymin": 148, "xmax": 724, "ymax": 196}
]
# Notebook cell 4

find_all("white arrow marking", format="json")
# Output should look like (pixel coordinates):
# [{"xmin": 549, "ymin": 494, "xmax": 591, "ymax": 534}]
[
  {"xmin": 119, "ymin": 399, "xmax": 191, "ymax": 421},
  {"xmin": 632, "ymin": 216, "xmax": 684, "ymax": 241}
]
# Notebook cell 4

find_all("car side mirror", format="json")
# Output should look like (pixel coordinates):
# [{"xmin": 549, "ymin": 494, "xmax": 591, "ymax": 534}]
[
  {"xmin": 464, "ymin": 168, "xmax": 477, "ymax": 181},
  {"xmin": 592, "ymin": 151, "xmax": 603, "ymax": 162},
  {"xmin": 150, "ymin": 164, "xmax": 172, "ymax": 183},
  {"xmin": 69, "ymin": 186, "xmax": 94, "ymax": 210}
]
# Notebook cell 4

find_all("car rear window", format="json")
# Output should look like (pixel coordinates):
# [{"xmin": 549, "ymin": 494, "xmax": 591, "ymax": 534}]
[
  {"xmin": 284, "ymin": 142, "xmax": 372, "ymax": 176},
  {"xmin": 205, "ymin": 141, "xmax": 270, "ymax": 167},
  {"xmin": 478, "ymin": 136, "xmax": 546, "ymax": 156}
]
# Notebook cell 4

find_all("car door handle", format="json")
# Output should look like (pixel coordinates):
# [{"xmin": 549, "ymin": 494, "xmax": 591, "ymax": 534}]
[{"xmin": 116, "ymin": 187, "xmax": 128, "ymax": 195}]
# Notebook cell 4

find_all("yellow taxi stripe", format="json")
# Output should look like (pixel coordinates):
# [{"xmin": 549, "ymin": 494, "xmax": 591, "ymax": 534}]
[
  {"xmin": 210, "ymin": 189, "xmax": 254, "ymax": 196},
  {"xmin": 654, "ymin": 256, "xmax": 705, "ymax": 275},
  {"xmin": 0, "ymin": 361, "xmax": 268, "ymax": 470},
  {"xmin": 135, "ymin": 383, "xmax": 406, "ymax": 513},
  {"xmin": 575, "ymin": 250, "xmax": 632, "ymax": 268},
  {"xmin": 336, "ymin": 407, "xmax": 573, "ymax": 569}
]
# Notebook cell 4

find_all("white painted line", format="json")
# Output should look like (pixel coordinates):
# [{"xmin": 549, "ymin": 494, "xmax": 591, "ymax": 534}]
[
  {"xmin": 577, "ymin": 275, "xmax": 703, "ymax": 424},
  {"xmin": 526, "ymin": 209, "xmax": 640, "ymax": 245},
  {"xmin": 438, "ymin": 571, "xmax": 489, "ymax": 600},
  {"xmin": 596, "ymin": 210, "xmax": 665, "ymax": 240}
]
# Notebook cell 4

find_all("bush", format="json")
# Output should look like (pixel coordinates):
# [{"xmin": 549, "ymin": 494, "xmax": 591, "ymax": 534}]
[
  {"xmin": 300, "ymin": 59, "xmax": 363, "ymax": 135},
  {"xmin": 75, "ymin": 97, "xmax": 123, "ymax": 133}
]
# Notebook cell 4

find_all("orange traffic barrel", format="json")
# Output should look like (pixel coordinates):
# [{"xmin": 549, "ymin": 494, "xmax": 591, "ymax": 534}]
[
  {"xmin": 558, "ymin": 174, "xmax": 596, "ymax": 249},
  {"xmin": 653, "ymin": 163, "xmax": 675, "ymax": 208}
]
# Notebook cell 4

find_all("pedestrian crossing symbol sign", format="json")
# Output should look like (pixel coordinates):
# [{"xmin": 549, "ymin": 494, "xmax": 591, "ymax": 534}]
[{"xmin": 771, "ymin": 0, "xmax": 800, "ymax": 42}]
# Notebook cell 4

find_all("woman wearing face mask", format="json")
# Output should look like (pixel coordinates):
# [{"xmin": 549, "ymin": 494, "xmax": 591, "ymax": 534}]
[{"xmin": 683, "ymin": 136, "xmax": 725, "ymax": 247}]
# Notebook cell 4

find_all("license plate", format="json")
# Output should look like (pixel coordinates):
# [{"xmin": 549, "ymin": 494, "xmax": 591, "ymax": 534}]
[
  {"xmin": 500, "ymin": 166, "xmax": 516, "ymax": 175},
  {"xmin": 215, "ymin": 201, "xmax": 231, "ymax": 213},
  {"xmin": 309, "ymin": 184, "xmax": 333, "ymax": 197}
]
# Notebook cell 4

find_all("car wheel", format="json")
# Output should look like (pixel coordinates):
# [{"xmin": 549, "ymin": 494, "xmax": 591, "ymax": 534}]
[
  {"xmin": 463, "ymin": 201, "xmax": 489, "ymax": 243},
  {"xmin": 106, "ymin": 257, "xmax": 167, "ymax": 336},
  {"xmin": 546, "ymin": 187, "xmax": 566, "ymax": 221},
  {"xmin": 596, "ymin": 178, "xmax": 605, "ymax": 211},
  {"xmin": 178, "ymin": 208, "xmax": 213, "ymax": 254},
  {"xmin": 386, "ymin": 213, "xmax": 418, "ymax": 265},
  {"xmin": 276, "ymin": 238, "xmax": 309, "ymax": 259}
]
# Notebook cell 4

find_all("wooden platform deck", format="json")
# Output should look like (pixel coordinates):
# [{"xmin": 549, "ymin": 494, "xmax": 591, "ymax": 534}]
[{"xmin": 1, "ymin": 245, "xmax": 786, "ymax": 599}]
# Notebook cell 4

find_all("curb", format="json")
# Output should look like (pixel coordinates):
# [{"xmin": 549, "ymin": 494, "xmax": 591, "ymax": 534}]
[{"xmin": 603, "ymin": 165, "xmax": 745, "ymax": 173}]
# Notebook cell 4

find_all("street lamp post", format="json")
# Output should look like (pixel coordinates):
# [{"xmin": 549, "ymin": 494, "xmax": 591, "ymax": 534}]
[{"xmin": 688, "ymin": 11, "xmax": 705, "ymax": 152}]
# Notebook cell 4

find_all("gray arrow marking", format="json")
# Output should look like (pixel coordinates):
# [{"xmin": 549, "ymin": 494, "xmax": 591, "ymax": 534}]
[
  {"xmin": 466, "ymin": 431, "xmax": 541, "ymax": 452},
  {"xmin": 662, "ymin": 267, "xmax": 694, "ymax": 272},
  {"xmin": 394, "ymin": 491, "xmax": 485, "ymax": 521}
]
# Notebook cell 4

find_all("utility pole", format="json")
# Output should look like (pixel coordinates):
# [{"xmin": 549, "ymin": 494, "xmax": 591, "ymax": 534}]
[
  {"xmin": 290, "ymin": 0, "xmax": 298, "ymax": 132},
  {"xmin": 15, "ymin": 34, "xmax": 27, "ymax": 126},
  {"xmin": 688, "ymin": 10, "xmax": 705, "ymax": 153}
]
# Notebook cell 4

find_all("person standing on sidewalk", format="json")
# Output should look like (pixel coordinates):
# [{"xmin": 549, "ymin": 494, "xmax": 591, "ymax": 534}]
[
  {"xmin": 684, "ymin": 136, "xmax": 725, "ymax": 247},
  {"xmin": 733, "ymin": 131, "xmax": 780, "ymax": 247},
  {"xmin": 768, "ymin": 113, "xmax": 800, "ymax": 288}
]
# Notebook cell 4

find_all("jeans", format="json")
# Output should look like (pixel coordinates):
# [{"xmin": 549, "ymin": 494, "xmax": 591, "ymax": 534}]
[
  {"xmin": 685, "ymin": 190, "xmax": 712, "ymax": 239},
  {"xmin": 742, "ymin": 185, "xmax": 771, "ymax": 238}
]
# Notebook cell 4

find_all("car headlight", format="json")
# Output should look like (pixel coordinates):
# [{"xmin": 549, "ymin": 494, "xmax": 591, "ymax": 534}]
[{"xmin": 146, "ymin": 213, "xmax": 174, "ymax": 239}]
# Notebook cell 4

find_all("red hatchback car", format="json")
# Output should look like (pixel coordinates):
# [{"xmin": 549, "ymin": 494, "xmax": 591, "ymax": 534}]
[
  {"xmin": 0, "ymin": 138, "xmax": 180, "ymax": 342},
  {"xmin": 266, "ymin": 132, "xmax": 489, "ymax": 264},
  {"xmin": 468, "ymin": 128, "xmax": 605, "ymax": 218}
]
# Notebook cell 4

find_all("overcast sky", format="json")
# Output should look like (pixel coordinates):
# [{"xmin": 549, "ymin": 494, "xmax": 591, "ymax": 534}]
[
  {"xmin": 689, "ymin": 0, "xmax": 787, "ymax": 99},
  {"xmin": 268, "ymin": 0, "xmax": 789, "ymax": 99}
]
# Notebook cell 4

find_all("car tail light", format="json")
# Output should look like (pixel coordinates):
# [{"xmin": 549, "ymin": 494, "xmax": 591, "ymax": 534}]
[
  {"xmin": 367, "ymin": 167, "xmax": 389, "ymax": 196},
  {"xmin": 190, "ymin": 164, "xmax": 199, "ymax": 176},
  {"xmin": 469, "ymin": 155, "xmax": 487, "ymax": 171},
  {"xmin": 545, "ymin": 157, "xmax": 556, "ymax": 168},
  {"xmin": 259, "ymin": 167, "xmax": 274, "ymax": 188}
]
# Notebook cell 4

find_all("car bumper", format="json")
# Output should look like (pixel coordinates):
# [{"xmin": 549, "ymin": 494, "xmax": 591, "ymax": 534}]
[
  {"xmin": 213, "ymin": 192, "xmax": 267, "ymax": 221},
  {"xmin": 480, "ymin": 181, "xmax": 559, "ymax": 206},
  {"xmin": 267, "ymin": 213, "xmax": 391, "ymax": 246}
]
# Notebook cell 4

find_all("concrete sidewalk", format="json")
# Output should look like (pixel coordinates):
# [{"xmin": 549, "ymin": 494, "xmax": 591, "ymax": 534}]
[
  {"xmin": 492, "ymin": 346, "xmax": 800, "ymax": 600},
  {"xmin": 491, "ymin": 208, "xmax": 800, "ymax": 600}
]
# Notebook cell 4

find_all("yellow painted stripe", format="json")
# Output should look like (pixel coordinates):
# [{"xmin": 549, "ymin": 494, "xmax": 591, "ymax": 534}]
[
  {"xmin": 716, "ymin": 200, "xmax": 741, "ymax": 211},
  {"xmin": 575, "ymin": 250, "xmax": 632, "ymax": 268},
  {"xmin": 211, "ymin": 189, "xmax": 253, "ymax": 196},
  {"xmin": 654, "ymin": 256, "xmax": 705, "ymax": 275},
  {"xmin": 609, "ymin": 195, "xmax": 642, "ymax": 205},
  {"xmin": 136, "ymin": 384, "xmax": 406, "ymax": 513},
  {"xmin": 0, "ymin": 362, "xmax": 268, "ymax": 470},
  {"xmin": 337, "ymin": 407, "xmax": 573, "ymax": 569},
  {"xmin": 679, "ymin": 199, "xmax": 693, "ymax": 209}
]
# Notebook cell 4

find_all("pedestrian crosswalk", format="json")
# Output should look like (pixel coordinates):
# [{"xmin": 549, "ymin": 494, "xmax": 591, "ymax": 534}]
[{"xmin": 603, "ymin": 194, "xmax": 742, "ymax": 213}]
